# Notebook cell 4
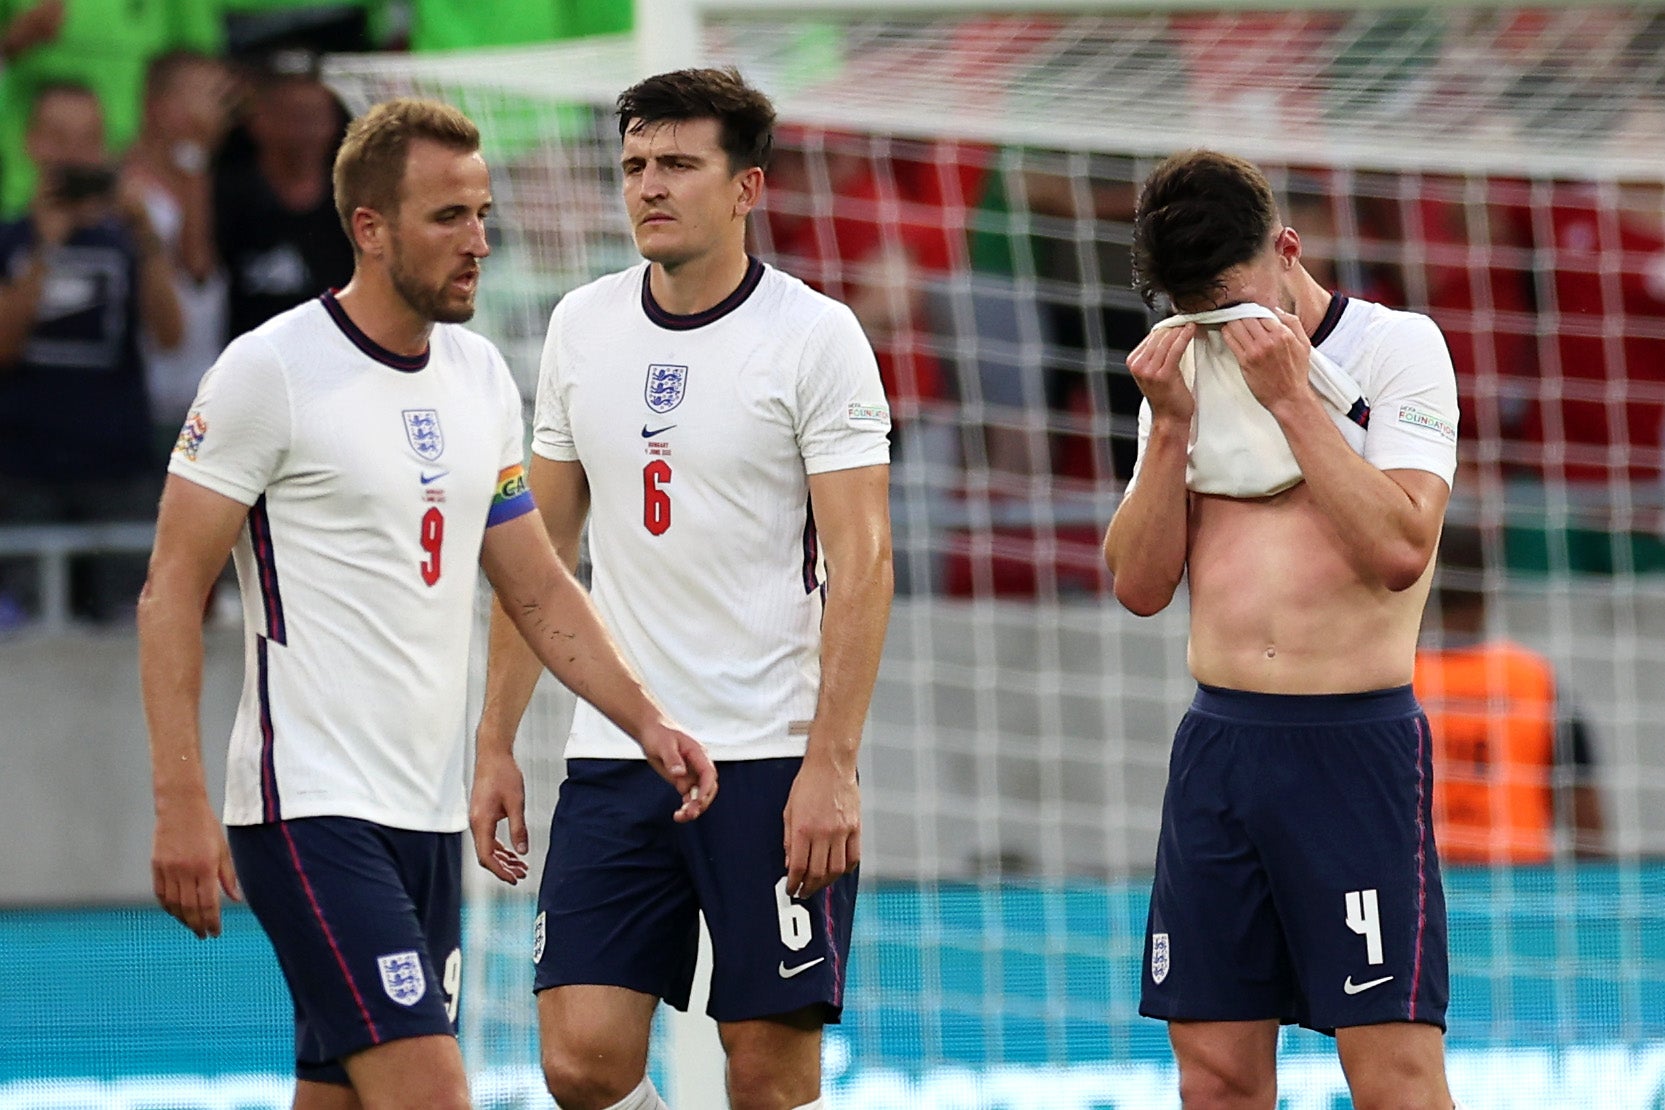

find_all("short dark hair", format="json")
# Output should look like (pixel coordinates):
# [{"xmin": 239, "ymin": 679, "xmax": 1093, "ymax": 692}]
[
  {"xmin": 1131, "ymin": 149, "xmax": 1281, "ymax": 309},
  {"xmin": 615, "ymin": 67, "xmax": 775, "ymax": 174}
]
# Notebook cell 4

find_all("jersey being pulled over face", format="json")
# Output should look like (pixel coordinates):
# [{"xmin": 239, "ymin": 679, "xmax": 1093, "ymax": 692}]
[
  {"xmin": 533, "ymin": 258, "xmax": 890, "ymax": 760},
  {"xmin": 169, "ymin": 293, "xmax": 533, "ymax": 831}
]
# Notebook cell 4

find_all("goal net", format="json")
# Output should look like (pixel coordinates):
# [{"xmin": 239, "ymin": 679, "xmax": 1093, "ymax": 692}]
[{"xmin": 324, "ymin": 6, "xmax": 1665, "ymax": 1106}]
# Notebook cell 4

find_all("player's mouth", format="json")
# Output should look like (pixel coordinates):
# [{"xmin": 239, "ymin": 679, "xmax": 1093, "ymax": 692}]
[
  {"xmin": 640, "ymin": 211, "xmax": 675, "ymax": 226},
  {"xmin": 451, "ymin": 269, "xmax": 479, "ymax": 293}
]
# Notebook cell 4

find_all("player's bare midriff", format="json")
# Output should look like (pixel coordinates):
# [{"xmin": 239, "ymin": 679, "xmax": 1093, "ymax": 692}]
[{"xmin": 1184, "ymin": 482, "xmax": 1434, "ymax": 695}]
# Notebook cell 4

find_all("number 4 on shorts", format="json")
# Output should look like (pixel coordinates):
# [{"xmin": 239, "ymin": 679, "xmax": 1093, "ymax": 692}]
[{"xmin": 1345, "ymin": 888, "xmax": 1385, "ymax": 966}]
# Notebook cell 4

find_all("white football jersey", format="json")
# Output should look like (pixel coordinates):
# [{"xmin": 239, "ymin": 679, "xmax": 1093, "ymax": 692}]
[
  {"xmin": 533, "ymin": 258, "xmax": 891, "ymax": 760},
  {"xmin": 170, "ymin": 293, "xmax": 533, "ymax": 831}
]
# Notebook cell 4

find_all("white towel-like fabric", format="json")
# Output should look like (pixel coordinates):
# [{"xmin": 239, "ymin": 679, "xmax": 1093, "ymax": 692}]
[{"xmin": 1152, "ymin": 303, "xmax": 1367, "ymax": 497}]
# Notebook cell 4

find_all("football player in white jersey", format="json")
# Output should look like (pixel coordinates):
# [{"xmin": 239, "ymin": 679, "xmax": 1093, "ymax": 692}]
[
  {"xmin": 1106, "ymin": 150, "xmax": 1459, "ymax": 1108},
  {"xmin": 469, "ymin": 69, "xmax": 893, "ymax": 1110},
  {"xmin": 139, "ymin": 98, "xmax": 716, "ymax": 1110}
]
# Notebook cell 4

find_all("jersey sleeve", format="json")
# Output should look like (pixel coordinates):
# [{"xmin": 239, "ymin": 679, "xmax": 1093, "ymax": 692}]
[
  {"xmin": 530, "ymin": 299, "xmax": 577, "ymax": 463},
  {"xmin": 167, "ymin": 332, "xmax": 291, "ymax": 505},
  {"xmin": 486, "ymin": 341, "xmax": 534, "ymax": 528},
  {"xmin": 795, "ymin": 303, "xmax": 892, "ymax": 475},
  {"xmin": 1360, "ymin": 313, "xmax": 1460, "ymax": 486}
]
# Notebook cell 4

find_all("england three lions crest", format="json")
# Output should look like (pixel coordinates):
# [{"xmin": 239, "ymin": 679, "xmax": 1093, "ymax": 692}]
[
  {"xmin": 1151, "ymin": 932, "xmax": 1170, "ymax": 985},
  {"xmin": 645, "ymin": 364, "xmax": 688, "ymax": 414},
  {"xmin": 403, "ymin": 409, "xmax": 444, "ymax": 460},
  {"xmin": 377, "ymin": 950, "xmax": 427, "ymax": 1006}
]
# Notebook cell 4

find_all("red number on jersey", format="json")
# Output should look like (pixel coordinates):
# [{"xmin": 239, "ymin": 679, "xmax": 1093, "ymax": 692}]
[
  {"xmin": 420, "ymin": 507, "xmax": 444, "ymax": 585},
  {"xmin": 643, "ymin": 460, "xmax": 671, "ymax": 536}
]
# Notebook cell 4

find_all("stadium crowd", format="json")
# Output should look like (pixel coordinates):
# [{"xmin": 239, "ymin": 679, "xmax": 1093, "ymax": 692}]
[{"xmin": 4, "ymin": 1, "xmax": 1664, "ymax": 630}]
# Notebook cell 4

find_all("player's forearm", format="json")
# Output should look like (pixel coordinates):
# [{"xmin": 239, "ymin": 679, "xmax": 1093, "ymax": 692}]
[
  {"xmin": 499, "ymin": 564, "xmax": 667, "ymax": 745},
  {"xmin": 805, "ymin": 544, "xmax": 894, "ymax": 771},
  {"xmin": 136, "ymin": 574, "xmax": 212, "ymax": 812},
  {"xmin": 1104, "ymin": 418, "xmax": 1189, "ymax": 616},
  {"xmin": 475, "ymin": 595, "xmax": 547, "ymax": 759},
  {"xmin": 1271, "ymin": 393, "xmax": 1440, "ymax": 590}
]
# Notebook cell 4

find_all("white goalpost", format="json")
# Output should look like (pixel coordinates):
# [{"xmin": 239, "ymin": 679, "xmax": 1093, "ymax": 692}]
[{"xmin": 323, "ymin": 4, "xmax": 1665, "ymax": 1106}]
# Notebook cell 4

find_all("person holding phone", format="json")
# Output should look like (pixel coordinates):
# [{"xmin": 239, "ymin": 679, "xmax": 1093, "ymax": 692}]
[{"xmin": 0, "ymin": 81, "xmax": 182, "ymax": 626}]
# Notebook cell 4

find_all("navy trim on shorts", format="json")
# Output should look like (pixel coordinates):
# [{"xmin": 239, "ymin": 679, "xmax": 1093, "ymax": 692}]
[{"xmin": 1190, "ymin": 683, "xmax": 1419, "ymax": 725}]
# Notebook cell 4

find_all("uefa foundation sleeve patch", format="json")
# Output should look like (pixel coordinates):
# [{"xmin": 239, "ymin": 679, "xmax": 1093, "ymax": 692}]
[
  {"xmin": 1395, "ymin": 402, "xmax": 1457, "ymax": 443},
  {"xmin": 847, "ymin": 402, "xmax": 891, "ymax": 428},
  {"xmin": 487, "ymin": 464, "xmax": 535, "ymax": 526}
]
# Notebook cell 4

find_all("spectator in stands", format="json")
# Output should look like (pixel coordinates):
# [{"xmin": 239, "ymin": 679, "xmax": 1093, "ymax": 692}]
[
  {"xmin": 125, "ymin": 49, "xmax": 236, "ymax": 447},
  {"xmin": 214, "ymin": 57, "xmax": 352, "ymax": 342},
  {"xmin": 0, "ymin": 0, "xmax": 221, "ymax": 216},
  {"xmin": 1415, "ymin": 523, "xmax": 1607, "ymax": 862},
  {"xmin": 0, "ymin": 82, "xmax": 181, "ymax": 624}
]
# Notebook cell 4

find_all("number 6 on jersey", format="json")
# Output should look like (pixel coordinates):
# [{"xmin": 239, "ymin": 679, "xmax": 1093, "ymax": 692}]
[{"xmin": 643, "ymin": 460, "xmax": 672, "ymax": 536}]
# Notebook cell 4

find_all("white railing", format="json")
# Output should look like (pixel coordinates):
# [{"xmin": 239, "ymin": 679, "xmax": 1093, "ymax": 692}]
[{"xmin": 0, "ymin": 522, "xmax": 155, "ymax": 633}]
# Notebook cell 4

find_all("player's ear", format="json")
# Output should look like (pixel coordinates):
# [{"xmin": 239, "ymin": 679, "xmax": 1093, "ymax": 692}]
[
  {"xmin": 733, "ymin": 166, "xmax": 763, "ymax": 220},
  {"xmin": 1277, "ymin": 225, "xmax": 1301, "ymax": 268},
  {"xmin": 351, "ymin": 206, "xmax": 386, "ymax": 257}
]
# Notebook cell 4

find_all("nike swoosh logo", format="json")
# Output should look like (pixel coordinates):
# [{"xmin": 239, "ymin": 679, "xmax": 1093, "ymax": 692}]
[
  {"xmin": 1343, "ymin": 974, "xmax": 1395, "ymax": 995},
  {"xmin": 642, "ymin": 424, "xmax": 676, "ymax": 438},
  {"xmin": 778, "ymin": 957, "xmax": 825, "ymax": 979},
  {"xmin": 420, "ymin": 470, "xmax": 449, "ymax": 484}
]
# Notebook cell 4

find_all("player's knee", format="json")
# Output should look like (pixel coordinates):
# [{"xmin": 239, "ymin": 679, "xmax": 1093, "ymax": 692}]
[
  {"xmin": 1176, "ymin": 1058, "xmax": 1276, "ymax": 1110},
  {"xmin": 541, "ymin": 1041, "xmax": 638, "ymax": 1110},
  {"xmin": 724, "ymin": 1048, "xmax": 816, "ymax": 1110}
]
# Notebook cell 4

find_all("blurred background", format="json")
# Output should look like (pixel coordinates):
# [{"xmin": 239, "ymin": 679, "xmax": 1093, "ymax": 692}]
[{"xmin": 5, "ymin": 1, "xmax": 1665, "ymax": 1107}]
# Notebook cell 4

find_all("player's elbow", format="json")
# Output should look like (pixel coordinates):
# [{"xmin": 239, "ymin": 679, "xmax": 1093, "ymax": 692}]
[
  {"xmin": 1112, "ymin": 573, "xmax": 1177, "ymax": 617},
  {"xmin": 1376, "ymin": 541, "xmax": 1434, "ymax": 593}
]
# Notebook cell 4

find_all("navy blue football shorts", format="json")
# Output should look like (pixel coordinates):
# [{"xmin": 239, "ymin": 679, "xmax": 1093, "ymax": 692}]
[
  {"xmin": 227, "ymin": 817, "xmax": 464, "ymax": 1085},
  {"xmin": 1141, "ymin": 685, "xmax": 1449, "ymax": 1035},
  {"xmin": 534, "ymin": 757, "xmax": 856, "ymax": 1024}
]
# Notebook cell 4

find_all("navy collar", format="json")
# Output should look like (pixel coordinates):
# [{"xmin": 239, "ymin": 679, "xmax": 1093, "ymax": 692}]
[
  {"xmin": 1310, "ymin": 293, "xmax": 1348, "ymax": 347},
  {"xmin": 320, "ymin": 290, "xmax": 430, "ymax": 372},
  {"xmin": 641, "ymin": 256, "xmax": 765, "ymax": 331}
]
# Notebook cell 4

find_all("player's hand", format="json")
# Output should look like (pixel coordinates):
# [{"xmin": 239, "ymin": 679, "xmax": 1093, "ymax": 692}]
[
  {"xmin": 1222, "ymin": 308, "xmax": 1311, "ymax": 415},
  {"xmin": 638, "ymin": 721, "xmax": 717, "ymax": 822},
  {"xmin": 469, "ymin": 746, "xmax": 530, "ymax": 885},
  {"xmin": 151, "ymin": 797, "xmax": 241, "ymax": 939},
  {"xmin": 783, "ymin": 755, "xmax": 860, "ymax": 899},
  {"xmin": 1126, "ymin": 322, "xmax": 1196, "ymax": 424}
]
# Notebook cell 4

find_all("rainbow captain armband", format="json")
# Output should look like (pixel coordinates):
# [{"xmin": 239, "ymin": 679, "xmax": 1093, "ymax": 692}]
[{"xmin": 486, "ymin": 464, "xmax": 536, "ymax": 526}]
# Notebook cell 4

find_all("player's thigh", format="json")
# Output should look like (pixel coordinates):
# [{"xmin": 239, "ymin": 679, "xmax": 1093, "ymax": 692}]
[
  {"xmin": 718, "ymin": 1006, "xmax": 823, "ymax": 1110},
  {"xmin": 292, "ymin": 1080, "xmax": 361, "ymax": 1110},
  {"xmin": 682, "ymin": 759, "xmax": 857, "ymax": 1025},
  {"xmin": 1167, "ymin": 1020, "xmax": 1280, "ymax": 1109},
  {"xmin": 1335, "ymin": 1022, "xmax": 1452, "ymax": 1110},
  {"xmin": 340, "ymin": 1033, "xmax": 469, "ymax": 1110},
  {"xmin": 534, "ymin": 761, "xmax": 702, "ymax": 1005}
]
